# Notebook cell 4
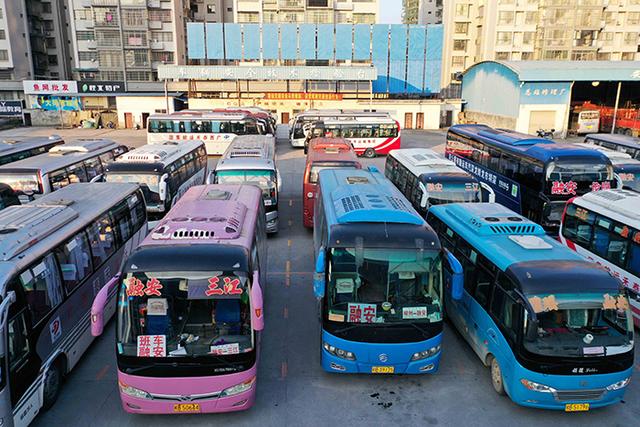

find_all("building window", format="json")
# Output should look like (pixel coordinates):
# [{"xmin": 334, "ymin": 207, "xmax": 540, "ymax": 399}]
[
  {"xmin": 604, "ymin": 12, "xmax": 617, "ymax": 26},
  {"xmin": 524, "ymin": 11, "xmax": 538, "ymax": 25},
  {"xmin": 308, "ymin": 0, "xmax": 329, "ymax": 6},
  {"xmin": 126, "ymin": 71, "xmax": 152, "ymax": 81},
  {"xmin": 124, "ymin": 31, "xmax": 148, "ymax": 47},
  {"xmin": 571, "ymin": 51, "xmax": 594, "ymax": 60},
  {"xmin": 498, "ymin": 11, "xmax": 514, "ymax": 25},
  {"xmin": 335, "ymin": 12, "xmax": 351, "ymax": 23},
  {"xmin": 94, "ymin": 8, "xmax": 119, "ymax": 26},
  {"xmin": 151, "ymin": 51, "xmax": 174, "ymax": 63},
  {"xmin": 353, "ymin": 13, "xmax": 375, "ymax": 24},
  {"xmin": 148, "ymin": 10, "xmax": 172, "ymax": 22},
  {"xmin": 125, "ymin": 50, "xmax": 149, "ymax": 67},
  {"xmin": 75, "ymin": 10, "xmax": 91, "ymax": 20},
  {"xmin": 0, "ymin": 30, "xmax": 5, "ymax": 40},
  {"xmin": 622, "ymin": 52, "xmax": 636, "ymax": 61},
  {"xmin": 99, "ymin": 71, "xmax": 124, "ymax": 80},
  {"xmin": 455, "ymin": 4, "xmax": 469, "ymax": 18},
  {"xmin": 207, "ymin": 5, "xmax": 216, "ymax": 14},
  {"xmin": 623, "ymin": 32, "xmax": 638, "ymax": 45},
  {"xmin": 99, "ymin": 51, "xmax": 123, "ymax": 68},
  {"xmin": 453, "ymin": 40, "xmax": 467, "ymax": 51},
  {"xmin": 522, "ymin": 32, "xmax": 534, "ymax": 45},
  {"xmin": 151, "ymin": 32, "xmax": 173, "ymax": 42},
  {"xmin": 76, "ymin": 31, "xmax": 95, "ymax": 41},
  {"xmin": 96, "ymin": 30, "xmax": 121, "ymax": 47},
  {"xmin": 281, "ymin": 12, "xmax": 303, "ymax": 22},
  {"xmin": 543, "ymin": 50, "xmax": 568, "ymax": 60},
  {"xmin": 495, "ymin": 52, "xmax": 510, "ymax": 60},
  {"xmin": 451, "ymin": 56, "xmax": 465, "ymax": 68},
  {"xmin": 78, "ymin": 51, "xmax": 98, "ymax": 62},
  {"xmin": 498, "ymin": 0, "xmax": 514, "ymax": 4},
  {"xmin": 0, "ymin": 50, "xmax": 8, "ymax": 61},
  {"xmin": 628, "ymin": 12, "xmax": 640, "ymax": 25},
  {"xmin": 454, "ymin": 23, "xmax": 468, "ymax": 34},
  {"xmin": 497, "ymin": 32, "xmax": 513, "ymax": 45},
  {"xmin": 574, "ymin": 30, "xmax": 597, "ymax": 47},
  {"xmin": 48, "ymin": 55, "xmax": 58, "ymax": 65},
  {"xmin": 521, "ymin": 52, "xmax": 533, "ymax": 60},
  {"xmin": 596, "ymin": 52, "xmax": 611, "ymax": 60},
  {"xmin": 123, "ymin": 10, "xmax": 147, "ymax": 27},
  {"xmin": 237, "ymin": 12, "xmax": 259, "ymax": 23},
  {"xmin": 42, "ymin": 3, "xmax": 52, "ymax": 13},
  {"xmin": 307, "ymin": 10, "xmax": 333, "ymax": 23},
  {"xmin": 264, "ymin": 11, "xmax": 278, "ymax": 23}
]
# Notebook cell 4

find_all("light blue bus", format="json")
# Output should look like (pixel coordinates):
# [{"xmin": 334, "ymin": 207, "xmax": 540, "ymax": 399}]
[
  {"xmin": 312, "ymin": 166, "xmax": 463, "ymax": 374},
  {"xmin": 427, "ymin": 202, "xmax": 634, "ymax": 411}
]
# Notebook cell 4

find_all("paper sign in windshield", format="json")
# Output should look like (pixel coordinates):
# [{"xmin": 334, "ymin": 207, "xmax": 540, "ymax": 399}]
[
  {"xmin": 402, "ymin": 306, "xmax": 428, "ymax": 319},
  {"xmin": 147, "ymin": 298, "xmax": 168, "ymax": 316},
  {"xmin": 528, "ymin": 295, "xmax": 559, "ymax": 313},
  {"xmin": 137, "ymin": 335, "xmax": 166, "ymax": 357},
  {"xmin": 126, "ymin": 277, "xmax": 163, "ymax": 297},
  {"xmin": 583, "ymin": 346, "xmax": 605, "ymax": 356},
  {"xmin": 551, "ymin": 181, "xmax": 577, "ymax": 195},
  {"xmin": 336, "ymin": 278, "xmax": 354, "ymax": 294},
  {"xmin": 348, "ymin": 303, "xmax": 376, "ymax": 323},
  {"xmin": 187, "ymin": 276, "xmax": 244, "ymax": 299},
  {"xmin": 426, "ymin": 183, "xmax": 443, "ymax": 192},
  {"xmin": 210, "ymin": 343, "xmax": 240, "ymax": 355}
]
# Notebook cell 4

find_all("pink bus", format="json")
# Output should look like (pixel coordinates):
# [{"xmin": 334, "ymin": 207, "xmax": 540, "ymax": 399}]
[{"xmin": 91, "ymin": 184, "xmax": 267, "ymax": 414}]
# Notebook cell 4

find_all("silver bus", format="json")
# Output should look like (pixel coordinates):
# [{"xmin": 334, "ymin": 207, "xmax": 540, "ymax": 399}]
[
  {"xmin": 211, "ymin": 145, "xmax": 281, "ymax": 233},
  {"xmin": 104, "ymin": 140, "xmax": 208, "ymax": 221},
  {"xmin": 0, "ymin": 182, "xmax": 147, "ymax": 426},
  {"xmin": 0, "ymin": 139, "xmax": 128, "ymax": 202},
  {"xmin": 0, "ymin": 136, "xmax": 64, "ymax": 167}
]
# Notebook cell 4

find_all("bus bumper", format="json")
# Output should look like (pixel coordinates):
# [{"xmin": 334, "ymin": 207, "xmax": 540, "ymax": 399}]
[
  {"xmin": 320, "ymin": 330, "xmax": 442, "ymax": 374},
  {"xmin": 117, "ymin": 368, "xmax": 257, "ymax": 414},
  {"xmin": 507, "ymin": 364, "xmax": 633, "ymax": 410},
  {"xmin": 291, "ymin": 138, "xmax": 305, "ymax": 148}
]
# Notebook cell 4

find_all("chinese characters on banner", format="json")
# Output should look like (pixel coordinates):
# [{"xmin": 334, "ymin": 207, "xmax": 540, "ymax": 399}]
[
  {"xmin": 347, "ymin": 303, "xmax": 377, "ymax": 323},
  {"xmin": 426, "ymin": 183, "xmax": 443, "ymax": 192},
  {"xmin": 137, "ymin": 335, "xmax": 166, "ymax": 357},
  {"xmin": 210, "ymin": 343, "xmax": 240, "ymax": 355},
  {"xmin": 402, "ymin": 306, "xmax": 428, "ymax": 319},
  {"xmin": 126, "ymin": 277, "xmax": 163, "ymax": 297},
  {"xmin": 167, "ymin": 134, "xmax": 231, "ymax": 141},
  {"xmin": 589, "ymin": 181, "xmax": 611, "ymax": 192},
  {"xmin": 205, "ymin": 276, "xmax": 243, "ymax": 297},
  {"xmin": 551, "ymin": 180, "xmax": 578, "ymax": 195},
  {"xmin": 23, "ymin": 80, "xmax": 78, "ymax": 95}
]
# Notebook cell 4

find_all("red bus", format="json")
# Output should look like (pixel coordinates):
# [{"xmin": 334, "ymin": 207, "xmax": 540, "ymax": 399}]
[{"xmin": 302, "ymin": 138, "xmax": 361, "ymax": 228}]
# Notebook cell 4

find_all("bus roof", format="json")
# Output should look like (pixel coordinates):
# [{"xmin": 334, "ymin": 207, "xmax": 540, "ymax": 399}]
[
  {"xmin": 0, "ymin": 135, "xmax": 63, "ymax": 155},
  {"xmin": 573, "ymin": 189, "xmax": 640, "ymax": 228},
  {"xmin": 429, "ymin": 202, "xmax": 584, "ymax": 272},
  {"xmin": 318, "ymin": 166, "xmax": 424, "ymax": 225},
  {"xmin": 581, "ymin": 144, "xmax": 640, "ymax": 168},
  {"xmin": 585, "ymin": 133, "xmax": 640, "ymax": 149},
  {"xmin": 322, "ymin": 117, "xmax": 396, "ymax": 125},
  {"xmin": 215, "ymin": 156, "xmax": 275, "ymax": 171},
  {"xmin": 0, "ymin": 182, "xmax": 139, "ymax": 286},
  {"xmin": 142, "ymin": 184, "xmax": 261, "ymax": 248},
  {"xmin": 307, "ymin": 140, "xmax": 359, "ymax": 164},
  {"xmin": 221, "ymin": 135, "xmax": 275, "ymax": 160},
  {"xmin": 109, "ymin": 140, "xmax": 203, "ymax": 168},
  {"xmin": 149, "ymin": 111, "xmax": 252, "ymax": 121},
  {"xmin": 389, "ymin": 148, "xmax": 477, "ymax": 183},
  {"xmin": 0, "ymin": 139, "xmax": 124, "ymax": 174},
  {"xmin": 450, "ymin": 124, "xmax": 610, "ymax": 163},
  {"xmin": 296, "ymin": 109, "xmax": 391, "ymax": 118},
  {"xmin": 308, "ymin": 137, "xmax": 353, "ymax": 152}
]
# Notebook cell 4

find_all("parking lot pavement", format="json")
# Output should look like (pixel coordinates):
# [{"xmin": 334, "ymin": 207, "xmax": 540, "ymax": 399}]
[{"xmin": 29, "ymin": 129, "xmax": 640, "ymax": 427}]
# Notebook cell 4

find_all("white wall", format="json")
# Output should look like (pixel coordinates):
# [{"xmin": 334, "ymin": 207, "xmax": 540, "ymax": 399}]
[
  {"xmin": 516, "ymin": 103, "xmax": 569, "ymax": 137},
  {"xmin": 115, "ymin": 96, "xmax": 175, "ymax": 128}
]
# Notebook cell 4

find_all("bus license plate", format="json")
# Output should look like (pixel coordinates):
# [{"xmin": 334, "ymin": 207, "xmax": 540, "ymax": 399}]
[
  {"xmin": 565, "ymin": 403, "xmax": 589, "ymax": 412},
  {"xmin": 371, "ymin": 366, "xmax": 394, "ymax": 374},
  {"xmin": 173, "ymin": 403, "xmax": 200, "ymax": 413}
]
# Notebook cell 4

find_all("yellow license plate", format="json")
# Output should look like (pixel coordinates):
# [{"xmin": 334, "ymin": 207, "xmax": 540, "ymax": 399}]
[
  {"xmin": 565, "ymin": 403, "xmax": 589, "ymax": 412},
  {"xmin": 371, "ymin": 366, "xmax": 394, "ymax": 374},
  {"xmin": 173, "ymin": 403, "xmax": 201, "ymax": 413}
]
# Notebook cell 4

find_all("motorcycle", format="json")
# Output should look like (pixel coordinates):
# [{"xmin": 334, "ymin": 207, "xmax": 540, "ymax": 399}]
[{"xmin": 536, "ymin": 128, "xmax": 555, "ymax": 139}]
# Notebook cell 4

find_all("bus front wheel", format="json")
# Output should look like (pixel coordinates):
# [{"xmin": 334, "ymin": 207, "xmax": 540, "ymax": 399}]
[
  {"xmin": 488, "ymin": 355, "xmax": 506, "ymax": 396},
  {"xmin": 42, "ymin": 362, "xmax": 63, "ymax": 410},
  {"xmin": 363, "ymin": 148, "xmax": 376, "ymax": 158}
]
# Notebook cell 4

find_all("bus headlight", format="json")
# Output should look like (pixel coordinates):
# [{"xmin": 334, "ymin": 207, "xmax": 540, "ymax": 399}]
[
  {"xmin": 220, "ymin": 377, "xmax": 256, "ymax": 397},
  {"xmin": 323, "ymin": 342, "xmax": 356, "ymax": 360},
  {"xmin": 118, "ymin": 380, "xmax": 151, "ymax": 399},
  {"xmin": 606, "ymin": 377, "xmax": 631, "ymax": 391},
  {"xmin": 411, "ymin": 345, "xmax": 441, "ymax": 361},
  {"xmin": 520, "ymin": 379, "xmax": 556, "ymax": 393}
]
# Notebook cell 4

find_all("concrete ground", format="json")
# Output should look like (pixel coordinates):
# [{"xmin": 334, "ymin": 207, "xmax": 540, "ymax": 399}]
[{"xmin": 2, "ymin": 125, "xmax": 634, "ymax": 427}]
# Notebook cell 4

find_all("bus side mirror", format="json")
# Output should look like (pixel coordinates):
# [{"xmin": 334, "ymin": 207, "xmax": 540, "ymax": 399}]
[
  {"xmin": 250, "ymin": 271, "xmax": 264, "ymax": 332},
  {"xmin": 614, "ymin": 173, "xmax": 624, "ymax": 190},
  {"xmin": 480, "ymin": 182, "xmax": 496, "ymax": 203},
  {"xmin": 314, "ymin": 249, "xmax": 326, "ymax": 299},
  {"xmin": 91, "ymin": 274, "xmax": 120, "ymax": 337},
  {"xmin": 418, "ymin": 182, "xmax": 428, "ymax": 208},
  {"xmin": 444, "ymin": 250, "xmax": 464, "ymax": 300},
  {"xmin": 277, "ymin": 170, "xmax": 282, "ymax": 192},
  {"xmin": 0, "ymin": 291, "xmax": 16, "ymax": 331},
  {"xmin": 159, "ymin": 173, "xmax": 168, "ymax": 200}
]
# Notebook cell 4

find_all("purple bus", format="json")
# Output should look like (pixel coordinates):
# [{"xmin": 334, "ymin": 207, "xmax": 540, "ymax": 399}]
[{"xmin": 91, "ymin": 184, "xmax": 267, "ymax": 414}]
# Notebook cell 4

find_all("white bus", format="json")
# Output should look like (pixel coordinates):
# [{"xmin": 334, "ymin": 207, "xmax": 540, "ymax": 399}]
[
  {"xmin": 559, "ymin": 189, "xmax": 640, "ymax": 327},
  {"xmin": 307, "ymin": 116, "xmax": 401, "ymax": 158},
  {"xmin": 290, "ymin": 109, "xmax": 392, "ymax": 148},
  {"xmin": 385, "ymin": 148, "xmax": 493, "ymax": 216},
  {"xmin": 104, "ymin": 140, "xmax": 208, "ymax": 220},
  {"xmin": 0, "ymin": 136, "xmax": 64, "ymax": 166},
  {"xmin": 0, "ymin": 139, "xmax": 128, "ymax": 202},
  {"xmin": 147, "ymin": 111, "xmax": 265, "ymax": 156},
  {"xmin": 0, "ymin": 182, "xmax": 147, "ymax": 426},
  {"xmin": 577, "ymin": 110, "xmax": 600, "ymax": 134},
  {"xmin": 579, "ymin": 144, "xmax": 640, "ymax": 193}
]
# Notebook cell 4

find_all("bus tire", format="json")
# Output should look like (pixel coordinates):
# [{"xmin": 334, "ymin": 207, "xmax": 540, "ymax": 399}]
[
  {"xmin": 42, "ymin": 361, "xmax": 63, "ymax": 410},
  {"xmin": 488, "ymin": 355, "xmax": 506, "ymax": 396},
  {"xmin": 364, "ymin": 148, "xmax": 376, "ymax": 159}
]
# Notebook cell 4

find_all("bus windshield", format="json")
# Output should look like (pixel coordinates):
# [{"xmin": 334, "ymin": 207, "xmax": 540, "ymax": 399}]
[
  {"xmin": 0, "ymin": 173, "xmax": 41, "ymax": 194},
  {"xmin": 546, "ymin": 160, "xmax": 613, "ymax": 186},
  {"xmin": 327, "ymin": 248, "xmax": 442, "ymax": 324},
  {"xmin": 618, "ymin": 170, "xmax": 640, "ymax": 192},
  {"xmin": 216, "ymin": 170, "xmax": 276, "ymax": 192},
  {"xmin": 524, "ymin": 292, "xmax": 634, "ymax": 358},
  {"xmin": 428, "ymin": 182, "xmax": 481, "ymax": 205},
  {"xmin": 117, "ymin": 271, "xmax": 253, "ymax": 358},
  {"xmin": 309, "ymin": 162, "xmax": 358, "ymax": 184},
  {"xmin": 105, "ymin": 173, "xmax": 161, "ymax": 204}
]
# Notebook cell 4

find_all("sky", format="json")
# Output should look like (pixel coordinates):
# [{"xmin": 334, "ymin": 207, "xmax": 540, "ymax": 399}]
[{"xmin": 378, "ymin": 0, "xmax": 403, "ymax": 24}]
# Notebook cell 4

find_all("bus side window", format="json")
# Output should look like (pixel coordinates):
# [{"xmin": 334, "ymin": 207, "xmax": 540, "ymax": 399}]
[
  {"xmin": 627, "ymin": 232, "xmax": 640, "ymax": 277},
  {"xmin": 54, "ymin": 232, "xmax": 93, "ymax": 294},
  {"xmin": 49, "ymin": 169, "xmax": 70, "ymax": 191},
  {"xmin": 113, "ymin": 146, "xmax": 128, "ymax": 158},
  {"xmin": 100, "ymin": 152, "xmax": 115, "ymax": 166},
  {"xmin": 8, "ymin": 312, "xmax": 30, "ymax": 370},
  {"xmin": 111, "ymin": 200, "xmax": 134, "ymax": 246},
  {"xmin": 487, "ymin": 148, "xmax": 501, "ymax": 172},
  {"xmin": 490, "ymin": 280, "xmax": 520, "ymax": 343},
  {"xmin": 473, "ymin": 259, "xmax": 495, "ymax": 309},
  {"xmin": 84, "ymin": 157, "xmax": 103, "ymax": 181},
  {"xmin": 499, "ymin": 153, "xmax": 519, "ymax": 179},
  {"xmin": 87, "ymin": 214, "xmax": 116, "ymax": 267},
  {"xmin": 20, "ymin": 254, "xmax": 64, "ymax": 324},
  {"xmin": 66, "ymin": 163, "xmax": 88, "ymax": 184},
  {"xmin": 129, "ymin": 192, "xmax": 146, "ymax": 229}
]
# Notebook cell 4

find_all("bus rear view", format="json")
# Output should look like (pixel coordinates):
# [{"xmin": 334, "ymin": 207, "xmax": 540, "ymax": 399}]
[
  {"xmin": 313, "ymin": 166, "xmax": 463, "ymax": 374},
  {"xmin": 91, "ymin": 185, "xmax": 267, "ymax": 414}
]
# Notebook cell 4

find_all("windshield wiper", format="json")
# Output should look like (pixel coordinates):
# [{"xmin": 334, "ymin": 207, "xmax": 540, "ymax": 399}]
[{"xmin": 124, "ymin": 362, "xmax": 179, "ymax": 375}]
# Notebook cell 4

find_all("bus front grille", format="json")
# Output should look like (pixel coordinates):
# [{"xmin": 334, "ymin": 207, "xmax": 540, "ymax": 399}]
[{"xmin": 554, "ymin": 389, "xmax": 605, "ymax": 402}]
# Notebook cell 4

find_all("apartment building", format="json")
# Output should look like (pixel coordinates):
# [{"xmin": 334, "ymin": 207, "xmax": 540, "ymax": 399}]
[
  {"xmin": 226, "ymin": 0, "xmax": 378, "ymax": 24},
  {"xmin": 402, "ymin": 0, "xmax": 443, "ymax": 24},
  {"xmin": 189, "ymin": 1, "xmax": 234, "ymax": 22},
  {"xmin": 442, "ymin": 0, "xmax": 640, "ymax": 87},
  {"xmin": 68, "ymin": 0, "xmax": 188, "ymax": 85}
]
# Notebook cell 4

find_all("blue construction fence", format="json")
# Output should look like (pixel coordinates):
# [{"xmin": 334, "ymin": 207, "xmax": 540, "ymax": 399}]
[{"xmin": 186, "ymin": 23, "xmax": 443, "ymax": 95}]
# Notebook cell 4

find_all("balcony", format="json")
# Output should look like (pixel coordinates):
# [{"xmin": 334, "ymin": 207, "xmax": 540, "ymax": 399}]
[
  {"xmin": 92, "ymin": 0, "xmax": 119, "ymax": 5},
  {"xmin": 80, "ymin": 0, "xmax": 92, "ymax": 6},
  {"xmin": 147, "ymin": 0, "xmax": 160, "ymax": 8},
  {"xmin": 278, "ymin": 0, "xmax": 304, "ymax": 9},
  {"xmin": 150, "ymin": 40, "xmax": 164, "ymax": 50},
  {"xmin": 87, "ymin": 40, "xmax": 98, "ymax": 49},
  {"xmin": 149, "ymin": 20, "xmax": 162, "ymax": 29}
]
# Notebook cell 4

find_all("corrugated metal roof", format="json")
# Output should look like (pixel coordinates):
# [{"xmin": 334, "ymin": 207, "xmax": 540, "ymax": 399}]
[{"xmin": 464, "ymin": 60, "xmax": 640, "ymax": 82}]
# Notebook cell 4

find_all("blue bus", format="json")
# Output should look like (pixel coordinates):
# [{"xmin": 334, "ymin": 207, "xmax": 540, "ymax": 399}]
[
  {"xmin": 312, "ymin": 166, "xmax": 464, "ymax": 374},
  {"xmin": 426, "ymin": 203, "xmax": 634, "ymax": 411},
  {"xmin": 446, "ymin": 125, "xmax": 616, "ymax": 231}
]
